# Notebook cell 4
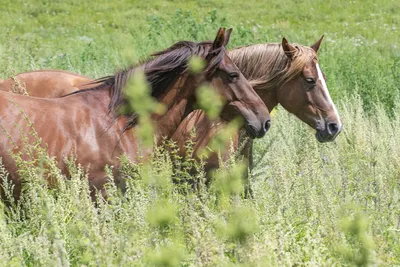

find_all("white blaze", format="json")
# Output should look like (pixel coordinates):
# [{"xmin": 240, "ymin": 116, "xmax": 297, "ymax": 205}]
[{"xmin": 316, "ymin": 63, "xmax": 341, "ymax": 127}]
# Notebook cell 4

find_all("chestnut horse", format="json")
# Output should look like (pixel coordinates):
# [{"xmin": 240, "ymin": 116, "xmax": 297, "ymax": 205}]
[
  {"xmin": 0, "ymin": 28, "xmax": 270, "ymax": 201},
  {"xmin": 171, "ymin": 36, "xmax": 342, "ymax": 175},
  {"xmin": 1, "ymin": 36, "xmax": 341, "ymax": 173}
]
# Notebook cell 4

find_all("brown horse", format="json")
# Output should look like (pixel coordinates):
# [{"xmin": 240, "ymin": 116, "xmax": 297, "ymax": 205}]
[
  {"xmin": 0, "ymin": 28, "xmax": 270, "ymax": 201},
  {"xmin": 1, "ymin": 36, "xmax": 341, "ymax": 172},
  {"xmin": 0, "ymin": 37, "xmax": 341, "ymax": 142},
  {"xmin": 231, "ymin": 36, "xmax": 341, "ymax": 142},
  {"xmin": 170, "ymin": 36, "xmax": 342, "ymax": 174}
]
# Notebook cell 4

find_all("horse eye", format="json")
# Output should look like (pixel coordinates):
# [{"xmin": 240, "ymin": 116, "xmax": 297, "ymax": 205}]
[
  {"xmin": 305, "ymin": 77, "xmax": 316, "ymax": 84},
  {"xmin": 228, "ymin": 72, "xmax": 239, "ymax": 81},
  {"xmin": 229, "ymin": 72, "xmax": 238, "ymax": 78}
]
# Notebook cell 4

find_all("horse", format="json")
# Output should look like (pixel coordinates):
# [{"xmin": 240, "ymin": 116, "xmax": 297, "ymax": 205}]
[
  {"xmin": 0, "ymin": 28, "xmax": 271, "ymax": 201},
  {"xmin": 1, "ymin": 36, "xmax": 341, "ymax": 175},
  {"xmin": 0, "ymin": 36, "xmax": 341, "ymax": 142},
  {"xmin": 169, "ymin": 36, "xmax": 342, "ymax": 177}
]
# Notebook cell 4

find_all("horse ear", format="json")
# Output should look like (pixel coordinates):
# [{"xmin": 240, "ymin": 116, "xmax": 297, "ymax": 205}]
[
  {"xmin": 212, "ymin": 27, "xmax": 226, "ymax": 50},
  {"xmin": 311, "ymin": 35, "xmax": 324, "ymax": 53},
  {"xmin": 223, "ymin": 28, "xmax": 232, "ymax": 47},
  {"xmin": 282, "ymin": 37, "xmax": 297, "ymax": 59}
]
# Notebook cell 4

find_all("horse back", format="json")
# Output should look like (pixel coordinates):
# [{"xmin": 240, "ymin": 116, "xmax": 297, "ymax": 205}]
[{"xmin": 0, "ymin": 70, "xmax": 94, "ymax": 97}]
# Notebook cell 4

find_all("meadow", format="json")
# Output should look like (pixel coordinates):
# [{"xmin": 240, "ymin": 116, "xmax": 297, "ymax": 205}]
[{"xmin": 0, "ymin": 0, "xmax": 399, "ymax": 266}]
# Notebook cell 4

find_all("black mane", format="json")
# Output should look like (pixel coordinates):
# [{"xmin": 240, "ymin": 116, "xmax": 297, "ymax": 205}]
[{"xmin": 68, "ymin": 40, "xmax": 226, "ymax": 131}]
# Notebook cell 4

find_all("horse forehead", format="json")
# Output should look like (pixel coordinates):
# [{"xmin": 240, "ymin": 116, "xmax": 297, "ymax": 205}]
[
  {"xmin": 220, "ymin": 54, "xmax": 238, "ymax": 71},
  {"xmin": 303, "ymin": 59, "xmax": 319, "ymax": 75}
]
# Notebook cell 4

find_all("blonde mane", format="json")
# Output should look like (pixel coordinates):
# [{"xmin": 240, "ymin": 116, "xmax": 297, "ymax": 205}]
[{"xmin": 228, "ymin": 43, "xmax": 317, "ymax": 91}]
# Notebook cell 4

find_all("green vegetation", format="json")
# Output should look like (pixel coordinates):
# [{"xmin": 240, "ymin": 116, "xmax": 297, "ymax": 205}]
[
  {"xmin": 1, "ymin": 0, "xmax": 399, "ymax": 111},
  {"xmin": 0, "ymin": 0, "xmax": 399, "ymax": 266}
]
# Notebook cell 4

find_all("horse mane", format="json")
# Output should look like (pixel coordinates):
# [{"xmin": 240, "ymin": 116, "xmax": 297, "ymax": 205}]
[
  {"xmin": 228, "ymin": 42, "xmax": 317, "ymax": 91},
  {"xmin": 72, "ymin": 40, "xmax": 225, "ymax": 131}
]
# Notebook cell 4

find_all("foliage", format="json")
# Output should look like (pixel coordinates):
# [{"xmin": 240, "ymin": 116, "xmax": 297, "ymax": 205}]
[{"xmin": 0, "ymin": 96, "xmax": 398, "ymax": 266}]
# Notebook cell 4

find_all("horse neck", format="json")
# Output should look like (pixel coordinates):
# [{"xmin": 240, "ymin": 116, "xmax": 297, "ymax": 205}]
[
  {"xmin": 255, "ymin": 88, "xmax": 278, "ymax": 111},
  {"xmin": 74, "ymin": 87, "xmax": 111, "ymax": 111},
  {"xmin": 153, "ymin": 73, "xmax": 197, "ymax": 141},
  {"xmin": 78, "ymin": 74, "xmax": 197, "ymax": 146}
]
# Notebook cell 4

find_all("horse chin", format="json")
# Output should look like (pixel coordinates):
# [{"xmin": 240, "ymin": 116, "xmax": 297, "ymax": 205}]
[
  {"xmin": 315, "ymin": 130, "xmax": 337, "ymax": 143},
  {"xmin": 315, "ymin": 131, "xmax": 327, "ymax": 143},
  {"xmin": 244, "ymin": 124, "xmax": 257, "ymax": 139}
]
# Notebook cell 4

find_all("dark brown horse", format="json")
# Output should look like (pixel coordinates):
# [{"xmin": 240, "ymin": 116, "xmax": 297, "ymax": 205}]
[
  {"xmin": 1, "ymin": 36, "xmax": 341, "ymax": 172},
  {"xmin": 0, "ymin": 28, "xmax": 270, "ymax": 201}
]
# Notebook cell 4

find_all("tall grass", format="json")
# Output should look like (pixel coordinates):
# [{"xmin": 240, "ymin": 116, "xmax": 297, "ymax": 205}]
[
  {"xmin": 0, "ymin": 0, "xmax": 399, "ymax": 266},
  {"xmin": 0, "ymin": 97, "xmax": 399, "ymax": 266}
]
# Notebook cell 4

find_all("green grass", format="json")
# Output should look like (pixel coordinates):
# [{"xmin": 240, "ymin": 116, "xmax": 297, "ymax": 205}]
[
  {"xmin": 0, "ymin": 0, "xmax": 399, "ymax": 266},
  {"xmin": 1, "ymin": 0, "xmax": 399, "ymax": 111}
]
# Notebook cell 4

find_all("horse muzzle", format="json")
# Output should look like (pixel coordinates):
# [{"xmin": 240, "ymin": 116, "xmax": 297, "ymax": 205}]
[
  {"xmin": 245, "ymin": 119, "xmax": 271, "ymax": 139},
  {"xmin": 315, "ymin": 121, "xmax": 342, "ymax": 142}
]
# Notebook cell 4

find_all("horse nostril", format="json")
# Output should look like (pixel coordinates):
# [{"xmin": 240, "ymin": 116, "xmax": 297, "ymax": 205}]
[
  {"xmin": 264, "ymin": 120, "xmax": 271, "ymax": 133},
  {"xmin": 328, "ymin": 122, "xmax": 338, "ymax": 135}
]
